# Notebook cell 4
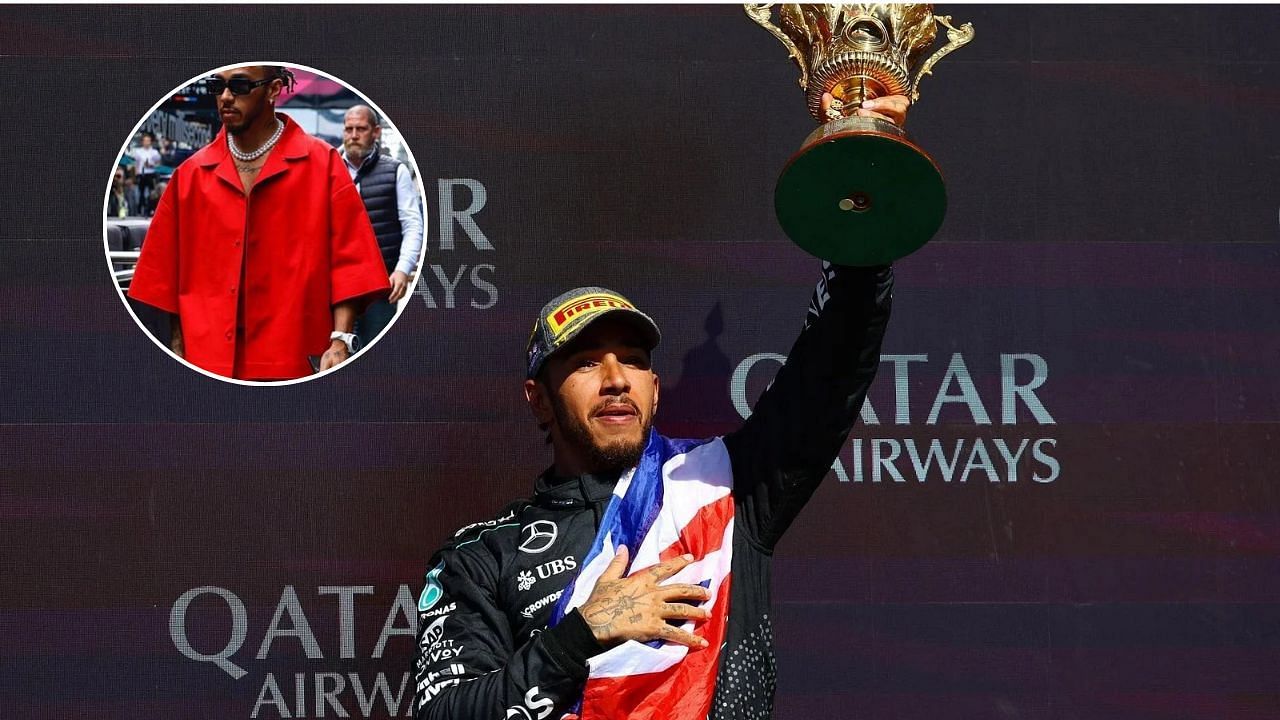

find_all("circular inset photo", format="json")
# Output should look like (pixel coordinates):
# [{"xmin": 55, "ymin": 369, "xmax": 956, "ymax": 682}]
[{"xmin": 105, "ymin": 62, "xmax": 427, "ymax": 384}]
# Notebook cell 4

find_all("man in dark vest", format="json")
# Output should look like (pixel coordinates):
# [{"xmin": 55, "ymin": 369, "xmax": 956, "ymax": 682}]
[{"xmin": 342, "ymin": 104, "xmax": 425, "ymax": 350}]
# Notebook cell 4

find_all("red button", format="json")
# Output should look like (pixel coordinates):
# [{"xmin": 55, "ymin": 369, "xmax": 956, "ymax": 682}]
[{"xmin": 225, "ymin": 331, "xmax": 233, "ymax": 341}]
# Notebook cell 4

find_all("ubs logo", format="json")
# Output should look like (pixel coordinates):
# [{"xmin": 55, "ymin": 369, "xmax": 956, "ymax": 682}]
[
  {"xmin": 535, "ymin": 556, "xmax": 576, "ymax": 580},
  {"xmin": 515, "ymin": 556, "xmax": 577, "ymax": 592},
  {"xmin": 517, "ymin": 520, "xmax": 558, "ymax": 554}
]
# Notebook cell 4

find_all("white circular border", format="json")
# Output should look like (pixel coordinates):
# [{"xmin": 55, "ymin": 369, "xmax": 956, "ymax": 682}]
[{"xmin": 102, "ymin": 60, "xmax": 430, "ymax": 387}]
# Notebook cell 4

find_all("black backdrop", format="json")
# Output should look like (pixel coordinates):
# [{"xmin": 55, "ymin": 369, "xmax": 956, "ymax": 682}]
[{"xmin": 3, "ymin": 5, "xmax": 1280, "ymax": 719}]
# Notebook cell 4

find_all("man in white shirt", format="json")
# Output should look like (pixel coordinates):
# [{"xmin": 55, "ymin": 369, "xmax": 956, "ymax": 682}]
[
  {"xmin": 340, "ymin": 104, "xmax": 425, "ymax": 350},
  {"xmin": 129, "ymin": 132, "xmax": 162, "ymax": 216}
]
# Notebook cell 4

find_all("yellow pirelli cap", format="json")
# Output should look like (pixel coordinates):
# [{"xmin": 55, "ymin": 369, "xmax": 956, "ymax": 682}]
[{"xmin": 525, "ymin": 286, "xmax": 661, "ymax": 378}]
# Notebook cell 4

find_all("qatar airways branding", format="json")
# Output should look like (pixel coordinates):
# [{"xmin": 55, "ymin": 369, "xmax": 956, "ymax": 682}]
[
  {"xmin": 169, "ymin": 585, "xmax": 419, "ymax": 717},
  {"xmin": 414, "ymin": 178, "xmax": 498, "ymax": 311},
  {"xmin": 732, "ymin": 352, "xmax": 1061, "ymax": 484}
]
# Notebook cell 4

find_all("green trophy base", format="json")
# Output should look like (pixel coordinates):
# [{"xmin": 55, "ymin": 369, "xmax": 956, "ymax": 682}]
[{"xmin": 775, "ymin": 115, "xmax": 946, "ymax": 266}]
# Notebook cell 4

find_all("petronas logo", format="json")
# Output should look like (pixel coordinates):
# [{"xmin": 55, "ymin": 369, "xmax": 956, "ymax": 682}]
[{"xmin": 418, "ymin": 561, "xmax": 445, "ymax": 612}]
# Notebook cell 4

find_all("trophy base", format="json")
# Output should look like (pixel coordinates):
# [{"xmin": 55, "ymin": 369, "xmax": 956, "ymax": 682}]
[{"xmin": 775, "ymin": 116, "xmax": 946, "ymax": 266}]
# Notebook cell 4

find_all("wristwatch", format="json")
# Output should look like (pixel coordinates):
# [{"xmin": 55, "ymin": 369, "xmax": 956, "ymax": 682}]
[{"xmin": 330, "ymin": 331, "xmax": 358, "ymax": 353}]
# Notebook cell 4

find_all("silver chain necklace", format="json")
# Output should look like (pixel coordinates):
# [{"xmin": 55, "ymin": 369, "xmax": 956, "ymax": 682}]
[{"xmin": 227, "ymin": 118, "xmax": 284, "ymax": 162}]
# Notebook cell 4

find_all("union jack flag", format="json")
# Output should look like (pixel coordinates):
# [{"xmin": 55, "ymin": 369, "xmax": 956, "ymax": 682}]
[{"xmin": 549, "ymin": 430, "xmax": 736, "ymax": 720}]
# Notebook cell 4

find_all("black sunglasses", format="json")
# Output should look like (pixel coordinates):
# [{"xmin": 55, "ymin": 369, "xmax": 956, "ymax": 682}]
[{"xmin": 205, "ymin": 76, "xmax": 275, "ymax": 96}]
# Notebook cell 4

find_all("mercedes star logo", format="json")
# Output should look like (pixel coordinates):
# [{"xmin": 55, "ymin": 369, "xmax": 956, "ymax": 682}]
[{"xmin": 518, "ymin": 520, "xmax": 558, "ymax": 554}]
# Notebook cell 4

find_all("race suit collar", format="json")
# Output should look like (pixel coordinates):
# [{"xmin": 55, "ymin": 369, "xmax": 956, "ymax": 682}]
[{"xmin": 533, "ymin": 467, "xmax": 620, "ymax": 509}]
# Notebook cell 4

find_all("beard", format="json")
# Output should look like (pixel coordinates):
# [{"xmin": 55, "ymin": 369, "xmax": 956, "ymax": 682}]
[
  {"xmin": 223, "ymin": 99, "xmax": 268, "ymax": 136},
  {"xmin": 552, "ymin": 396, "xmax": 651, "ymax": 474},
  {"xmin": 223, "ymin": 112, "xmax": 252, "ymax": 135},
  {"xmin": 344, "ymin": 141, "xmax": 371, "ymax": 161}
]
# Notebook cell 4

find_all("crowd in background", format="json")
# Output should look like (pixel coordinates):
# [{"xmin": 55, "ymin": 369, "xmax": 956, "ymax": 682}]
[{"xmin": 107, "ymin": 131, "xmax": 181, "ymax": 218}]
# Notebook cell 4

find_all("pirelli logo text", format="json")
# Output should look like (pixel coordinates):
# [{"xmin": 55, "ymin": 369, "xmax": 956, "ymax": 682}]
[{"xmin": 547, "ymin": 294, "xmax": 635, "ymax": 339}]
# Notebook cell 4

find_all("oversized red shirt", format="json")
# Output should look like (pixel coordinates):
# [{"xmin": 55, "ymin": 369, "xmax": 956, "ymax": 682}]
[{"xmin": 128, "ymin": 115, "xmax": 390, "ymax": 380}]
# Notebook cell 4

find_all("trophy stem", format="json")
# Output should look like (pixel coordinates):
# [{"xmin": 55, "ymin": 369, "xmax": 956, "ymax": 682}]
[
  {"xmin": 801, "ymin": 114, "xmax": 903, "ymax": 148},
  {"xmin": 831, "ymin": 74, "xmax": 887, "ymax": 110}
]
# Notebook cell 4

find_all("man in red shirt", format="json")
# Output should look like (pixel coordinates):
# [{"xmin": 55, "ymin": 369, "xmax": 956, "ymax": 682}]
[{"xmin": 128, "ymin": 65, "xmax": 390, "ymax": 381}]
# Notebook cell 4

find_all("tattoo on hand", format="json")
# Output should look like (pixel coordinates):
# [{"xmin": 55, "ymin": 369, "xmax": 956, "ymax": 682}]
[
  {"xmin": 583, "ymin": 582, "xmax": 648, "ymax": 640},
  {"xmin": 583, "ymin": 550, "xmax": 703, "ymax": 645}
]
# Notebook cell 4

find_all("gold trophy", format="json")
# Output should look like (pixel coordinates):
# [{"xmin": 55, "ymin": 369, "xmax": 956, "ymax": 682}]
[{"xmin": 746, "ymin": 4, "xmax": 974, "ymax": 265}]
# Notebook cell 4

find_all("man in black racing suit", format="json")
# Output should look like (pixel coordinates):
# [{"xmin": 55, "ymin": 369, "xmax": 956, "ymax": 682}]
[{"xmin": 414, "ymin": 95, "xmax": 906, "ymax": 720}]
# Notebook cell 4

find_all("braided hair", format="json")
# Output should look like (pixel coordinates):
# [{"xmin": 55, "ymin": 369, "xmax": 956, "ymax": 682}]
[{"xmin": 268, "ymin": 65, "xmax": 296, "ymax": 93}]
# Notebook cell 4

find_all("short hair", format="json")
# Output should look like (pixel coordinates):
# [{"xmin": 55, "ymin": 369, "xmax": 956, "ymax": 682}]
[{"xmin": 345, "ymin": 104, "xmax": 381, "ymax": 127}]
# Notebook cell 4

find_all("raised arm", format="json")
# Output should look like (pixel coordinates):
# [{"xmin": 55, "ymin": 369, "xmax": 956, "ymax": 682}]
[{"xmin": 724, "ymin": 262, "xmax": 893, "ymax": 549}]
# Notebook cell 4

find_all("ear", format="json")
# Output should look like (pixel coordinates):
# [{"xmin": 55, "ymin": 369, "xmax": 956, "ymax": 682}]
[
  {"xmin": 373, "ymin": 125, "xmax": 383, "ymax": 142},
  {"xmin": 651, "ymin": 371, "xmax": 660, "ymax": 416},
  {"xmin": 524, "ymin": 378, "xmax": 554, "ymax": 429}
]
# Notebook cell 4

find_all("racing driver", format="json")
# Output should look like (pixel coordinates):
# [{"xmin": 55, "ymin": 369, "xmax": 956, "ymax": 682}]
[{"xmin": 414, "ymin": 95, "xmax": 907, "ymax": 720}]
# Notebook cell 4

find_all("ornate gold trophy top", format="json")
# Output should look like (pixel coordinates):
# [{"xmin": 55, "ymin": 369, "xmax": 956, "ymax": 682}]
[
  {"xmin": 745, "ymin": 3, "xmax": 974, "ymax": 122},
  {"xmin": 745, "ymin": 3, "xmax": 975, "ymax": 266}
]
